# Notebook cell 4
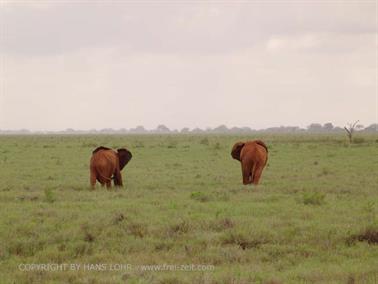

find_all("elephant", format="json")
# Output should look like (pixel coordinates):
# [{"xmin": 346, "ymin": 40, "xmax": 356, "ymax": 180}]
[
  {"xmin": 231, "ymin": 140, "xmax": 268, "ymax": 185},
  {"xmin": 90, "ymin": 146, "xmax": 132, "ymax": 188}
]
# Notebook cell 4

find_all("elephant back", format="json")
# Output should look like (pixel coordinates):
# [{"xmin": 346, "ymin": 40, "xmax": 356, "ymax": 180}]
[
  {"xmin": 254, "ymin": 140, "xmax": 268, "ymax": 152},
  {"xmin": 92, "ymin": 146, "xmax": 111, "ymax": 154}
]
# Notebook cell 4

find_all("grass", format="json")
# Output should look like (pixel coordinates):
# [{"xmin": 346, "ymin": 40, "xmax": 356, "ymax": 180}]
[{"xmin": 0, "ymin": 133, "xmax": 377, "ymax": 283}]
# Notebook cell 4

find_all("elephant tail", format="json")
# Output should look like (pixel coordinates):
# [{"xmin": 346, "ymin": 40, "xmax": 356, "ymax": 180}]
[
  {"xmin": 255, "ymin": 140, "xmax": 268, "ymax": 153},
  {"xmin": 94, "ymin": 169, "xmax": 112, "ymax": 183}
]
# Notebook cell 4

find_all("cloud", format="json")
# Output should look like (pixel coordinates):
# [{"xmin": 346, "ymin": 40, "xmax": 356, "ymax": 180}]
[
  {"xmin": 0, "ymin": 1, "xmax": 376, "ymax": 130},
  {"xmin": 266, "ymin": 32, "xmax": 376, "ymax": 53},
  {"xmin": 267, "ymin": 34, "xmax": 323, "ymax": 51},
  {"xmin": 2, "ymin": 37, "xmax": 375, "ymax": 130},
  {"xmin": 0, "ymin": 1, "xmax": 375, "ymax": 55}
]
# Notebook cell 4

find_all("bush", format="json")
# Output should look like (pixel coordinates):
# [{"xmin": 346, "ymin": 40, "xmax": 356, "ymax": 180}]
[
  {"xmin": 167, "ymin": 140, "xmax": 178, "ymax": 149},
  {"xmin": 127, "ymin": 222, "xmax": 147, "ymax": 238},
  {"xmin": 353, "ymin": 137, "xmax": 365, "ymax": 144},
  {"xmin": 347, "ymin": 226, "xmax": 378, "ymax": 245},
  {"xmin": 303, "ymin": 192, "xmax": 325, "ymax": 205},
  {"xmin": 210, "ymin": 218, "xmax": 235, "ymax": 231},
  {"xmin": 190, "ymin": 191, "xmax": 211, "ymax": 202},
  {"xmin": 167, "ymin": 220, "xmax": 191, "ymax": 237},
  {"xmin": 221, "ymin": 231, "xmax": 265, "ymax": 250},
  {"xmin": 199, "ymin": 138, "xmax": 209, "ymax": 146},
  {"xmin": 133, "ymin": 140, "xmax": 145, "ymax": 148},
  {"xmin": 44, "ymin": 188, "xmax": 55, "ymax": 203},
  {"xmin": 213, "ymin": 142, "xmax": 221, "ymax": 150}
]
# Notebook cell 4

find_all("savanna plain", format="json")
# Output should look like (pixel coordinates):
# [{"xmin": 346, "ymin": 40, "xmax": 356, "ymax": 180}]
[{"xmin": 0, "ymin": 134, "xmax": 377, "ymax": 283}]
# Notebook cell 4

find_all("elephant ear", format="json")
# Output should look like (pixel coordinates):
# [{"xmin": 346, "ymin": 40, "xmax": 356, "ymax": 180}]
[
  {"xmin": 117, "ymin": 148, "xmax": 132, "ymax": 170},
  {"xmin": 231, "ymin": 142, "xmax": 245, "ymax": 161}
]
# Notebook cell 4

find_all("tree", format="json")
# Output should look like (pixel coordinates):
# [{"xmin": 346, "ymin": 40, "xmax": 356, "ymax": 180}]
[
  {"xmin": 155, "ymin": 124, "xmax": 170, "ymax": 133},
  {"xmin": 129, "ymin": 126, "xmax": 147, "ymax": 133},
  {"xmin": 191, "ymin": 128, "xmax": 204, "ymax": 133},
  {"xmin": 307, "ymin": 123, "xmax": 322, "ymax": 132},
  {"xmin": 212, "ymin": 125, "xmax": 229, "ymax": 133},
  {"xmin": 180, "ymin": 127, "xmax": 190, "ymax": 133},
  {"xmin": 323, "ymin": 122, "xmax": 334, "ymax": 132},
  {"xmin": 344, "ymin": 120, "xmax": 360, "ymax": 143},
  {"xmin": 363, "ymin": 124, "xmax": 378, "ymax": 132}
]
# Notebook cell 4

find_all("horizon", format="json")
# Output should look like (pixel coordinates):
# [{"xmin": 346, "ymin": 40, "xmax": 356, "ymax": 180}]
[
  {"xmin": 0, "ymin": 1, "xmax": 376, "ymax": 130},
  {"xmin": 1, "ymin": 121, "xmax": 376, "ymax": 133}
]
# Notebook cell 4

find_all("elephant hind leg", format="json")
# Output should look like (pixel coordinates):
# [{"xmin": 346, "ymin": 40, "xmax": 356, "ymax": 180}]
[
  {"xmin": 114, "ymin": 171, "xmax": 123, "ymax": 187},
  {"xmin": 252, "ymin": 164, "xmax": 264, "ymax": 185},
  {"xmin": 242, "ymin": 162, "xmax": 253, "ymax": 185},
  {"xmin": 90, "ymin": 170, "xmax": 97, "ymax": 188}
]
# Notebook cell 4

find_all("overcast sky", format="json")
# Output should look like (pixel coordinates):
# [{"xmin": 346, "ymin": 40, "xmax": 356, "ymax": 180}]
[{"xmin": 0, "ymin": 0, "xmax": 376, "ymax": 131}]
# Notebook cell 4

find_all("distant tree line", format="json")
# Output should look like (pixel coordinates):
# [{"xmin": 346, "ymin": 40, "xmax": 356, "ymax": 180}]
[{"xmin": 0, "ymin": 123, "xmax": 377, "ymax": 134}]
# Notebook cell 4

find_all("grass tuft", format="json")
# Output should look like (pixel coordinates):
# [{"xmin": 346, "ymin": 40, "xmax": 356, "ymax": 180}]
[
  {"xmin": 44, "ymin": 188, "xmax": 55, "ymax": 203},
  {"xmin": 210, "ymin": 218, "xmax": 235, "ymax": 231},
  {"xmin": 127, "ymin": 222, "xmax": 147, "ymax": 238},
  {"xmin": 113, "ymin": 213, "xmax": 126, "ymax": 224},
  {"xmin": 303, "ymin": 192, "xmax": 325, "ymax": 205},
  {"xmin": 347, "ymin": 226, "xmax": 378, "ymax": 245},
  {"xmin": 221, "ymin": 231, "xmax": 266, "ymax": 250},
  {"xmin": 199, "ymin": 138, "xmax": 210, "ymax": 146},
  {"xmin": 167, "ymin": 220, "xmax": 191, "ymax": 237},
  {"xmin": 190, "ymin": 191, "xmax": 211, "ymax": 202}
]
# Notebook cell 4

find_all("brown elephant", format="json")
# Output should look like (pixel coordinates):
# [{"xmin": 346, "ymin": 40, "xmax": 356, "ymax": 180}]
[
  {"xmin": 231, "ymin": 140, "xmax": 268, "ymax": 185},
  {"xmin": 90, "ymin": 146, "xmax": 132, "ymax": 188}
]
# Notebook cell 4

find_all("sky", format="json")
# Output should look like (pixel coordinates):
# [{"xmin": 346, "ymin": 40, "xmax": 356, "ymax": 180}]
[{"xmin": 0, "ymin": 0, "xmax": 376, "ymax": 131}]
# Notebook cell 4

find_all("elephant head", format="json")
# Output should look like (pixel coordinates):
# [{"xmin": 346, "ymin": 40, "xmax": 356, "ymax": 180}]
[
  {"xmin": 231, "ymin": 142, "xmax": 245, "ymax": 161},
  {"xmin": 117, "ymin": 148, "xmax": 132, "ymax": 170}
]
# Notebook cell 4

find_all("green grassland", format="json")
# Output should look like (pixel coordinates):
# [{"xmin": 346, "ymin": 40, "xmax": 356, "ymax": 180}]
[{"xmin": 0, "ymin": 133, "xmax": 377, "ymax": 283}]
